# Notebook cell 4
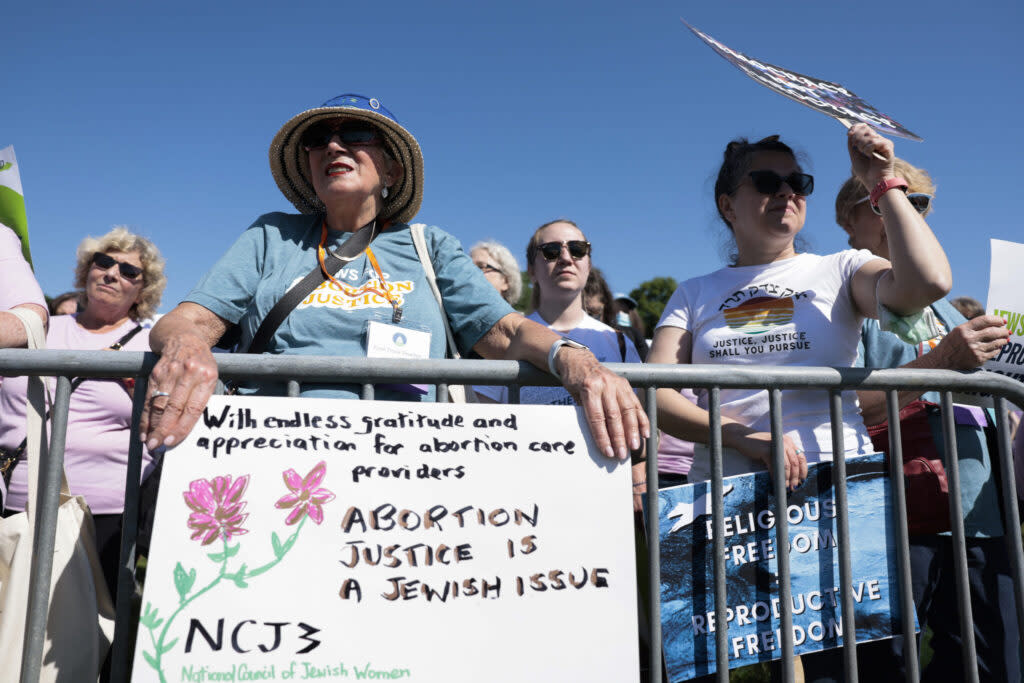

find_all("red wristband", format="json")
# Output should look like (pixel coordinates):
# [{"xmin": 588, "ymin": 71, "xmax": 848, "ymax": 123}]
[{"xmin": 869, "ymin": 177, "xmax": 908, "ymax": 208}]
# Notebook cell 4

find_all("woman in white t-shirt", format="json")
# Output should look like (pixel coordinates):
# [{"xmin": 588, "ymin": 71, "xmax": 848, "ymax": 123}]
[
  {"xmin": 474, "ymin": 219, "xmax": 645, "ymax": 499},
  {"xmin": 648, "ymin": 125, "xmax": 952, "ymax": 489}
]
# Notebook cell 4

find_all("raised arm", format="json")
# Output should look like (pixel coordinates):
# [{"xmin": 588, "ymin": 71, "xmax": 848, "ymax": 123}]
[
  {"xmin": 141, "ymin": 302, "xmax": 228, "ymax": 451},
  {"xmin": 473, "ymin": 312, "xmax": 649, "ymax": 462},
  {"xmin": 846, "ymin": 124, "xmax": 952, "ymax": 317}
]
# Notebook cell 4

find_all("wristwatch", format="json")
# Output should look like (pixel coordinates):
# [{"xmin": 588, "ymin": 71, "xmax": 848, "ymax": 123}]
[{"xmin": 547, "ymin": 337, "xmax": 590, "ymax": 379}]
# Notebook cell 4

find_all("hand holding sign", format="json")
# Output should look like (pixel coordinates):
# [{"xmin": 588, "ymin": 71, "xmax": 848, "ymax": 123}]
[{"xmin": 846, "ymin": 123, "xmax": 896, "ymax": 190}]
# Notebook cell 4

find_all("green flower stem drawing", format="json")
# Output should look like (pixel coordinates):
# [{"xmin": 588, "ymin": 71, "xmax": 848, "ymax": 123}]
[{"xmin": 139, "ymin": 462, "xmax": 334, "ymax": 681}]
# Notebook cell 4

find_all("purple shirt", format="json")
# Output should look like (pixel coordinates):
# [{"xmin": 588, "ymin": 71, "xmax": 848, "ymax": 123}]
[
  {"xmin": 0, "ymin": 225, "xmax": 45, "ymax": 311},
  {"xmin": 0, "ymin": 316, "xmax": 153, "ymax": 514},
  {"xmin": 658, "ymin": 388, "xmax": 698, "ymax": 475}
]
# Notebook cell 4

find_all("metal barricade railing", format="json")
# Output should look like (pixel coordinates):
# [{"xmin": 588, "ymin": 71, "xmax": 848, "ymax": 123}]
[{"xmin": 1, "ymin": 349, "xmax": 1022, "ymax": 683}]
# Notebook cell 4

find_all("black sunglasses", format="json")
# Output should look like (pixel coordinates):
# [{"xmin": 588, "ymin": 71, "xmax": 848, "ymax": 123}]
[
  {"xmin": 92, "ymin": 252, "xmax": 143, "ymax": 280},
  {"xmin": 301, "ymin": 121, "xmax": 383, "ymax": 150},
  {"xmin": 747, "ymin": 170, "xmax": 815, "ymax": 196},
  {"xmin": 537, "ymin": 240, "xmax": 591, "ymax": 261},
  {"xmin": 865, "ymin": 192, "xmax": 932, "ymax": 216}
]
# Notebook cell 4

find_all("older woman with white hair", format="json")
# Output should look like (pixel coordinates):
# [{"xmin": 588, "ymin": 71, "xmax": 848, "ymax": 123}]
[
  {"xmin": 471, "ymin": 240, "xmax": 522, "ymax": 306},
  {"xmin": 0, "ymin": 226, "xmax": 165, "ymax": 596}
]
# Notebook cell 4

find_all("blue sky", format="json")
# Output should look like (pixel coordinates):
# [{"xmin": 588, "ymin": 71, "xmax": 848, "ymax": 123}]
[{"xmin": 6, "ymin": 1, "xmax": 1022, "ymax": 314}]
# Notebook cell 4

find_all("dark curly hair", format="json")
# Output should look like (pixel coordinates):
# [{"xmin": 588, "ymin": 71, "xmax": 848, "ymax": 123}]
[{"xmin": 713, "ymin": 135, "xmax": 801, "ymax": 231}]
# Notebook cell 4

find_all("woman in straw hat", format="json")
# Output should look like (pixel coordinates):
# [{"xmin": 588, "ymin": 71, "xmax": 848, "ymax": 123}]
[{"xmin": 142, "ymin": 94, "xmax": 646, "ymax": 462}]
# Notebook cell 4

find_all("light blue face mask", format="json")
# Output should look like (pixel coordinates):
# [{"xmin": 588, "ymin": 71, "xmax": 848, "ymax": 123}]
[{"xmin": 615, "ymin": 311, "xmax": 631, "ymax": 328}]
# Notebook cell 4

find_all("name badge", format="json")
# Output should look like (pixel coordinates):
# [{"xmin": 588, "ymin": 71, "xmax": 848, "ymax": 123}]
[{"xmin": 366, "ymin": 321, "xmax": 431, "ymax": 360}]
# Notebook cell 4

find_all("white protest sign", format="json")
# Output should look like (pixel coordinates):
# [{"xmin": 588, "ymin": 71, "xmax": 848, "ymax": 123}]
[
  {"xmin": 132, "ymin": 395, "xmax": 639, "ymax": 683},
  {"xmin": 985, "ymin": 238, "xmax": 1024, "ymax": 381}
]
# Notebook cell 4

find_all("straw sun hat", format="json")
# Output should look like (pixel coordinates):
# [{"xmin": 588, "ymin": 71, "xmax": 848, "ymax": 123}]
[{"xmin": 269, "ymin": 94, "xmax": 424, "ymax": 225}]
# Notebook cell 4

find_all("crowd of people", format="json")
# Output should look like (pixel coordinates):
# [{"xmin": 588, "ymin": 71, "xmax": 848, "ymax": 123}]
[{"xmin": 2, "ymin": 92, "xmax": 1023, "ymax": 682}]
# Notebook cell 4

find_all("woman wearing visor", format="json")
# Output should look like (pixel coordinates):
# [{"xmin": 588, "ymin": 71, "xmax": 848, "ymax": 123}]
[
  {"xmin": 142, "ymin": 95, "xmax": 646, "ymax": 463},
  {"xmin": 837, "ymin": 158, "xmax": 1017, "ymax": 682}
]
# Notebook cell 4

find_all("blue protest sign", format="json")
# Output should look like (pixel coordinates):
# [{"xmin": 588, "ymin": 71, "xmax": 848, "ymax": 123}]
[{"xmin": 658, "ymin": 453, "xmax": 911, "ymax": 680}]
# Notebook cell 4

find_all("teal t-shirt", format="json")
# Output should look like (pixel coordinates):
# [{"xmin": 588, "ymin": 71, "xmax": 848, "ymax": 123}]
[
  {"xmin": 187, "ymin": 213, "xmax": 514, "ymax": 400},
  {"xmin": 856, "ymin": 299, "xmax": 1003, "ymax": 537}
]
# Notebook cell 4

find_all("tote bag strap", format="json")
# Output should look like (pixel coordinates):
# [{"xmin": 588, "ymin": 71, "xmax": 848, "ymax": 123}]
[{"xmin": 9, "ymin": 309, "xmax": 70, "ymax": 521}]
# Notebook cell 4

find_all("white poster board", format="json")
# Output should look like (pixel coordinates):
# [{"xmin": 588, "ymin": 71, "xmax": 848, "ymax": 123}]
[
  {"xmin": 132, "ymin": 395, "xmax": 639, "ymax": 682},
  {"xmin": 985, "ymin": 238, "xmax": 1024, "ymax": 382}
]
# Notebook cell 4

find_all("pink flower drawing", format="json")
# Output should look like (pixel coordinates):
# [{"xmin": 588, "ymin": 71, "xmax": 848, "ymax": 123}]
[
  {"xmin": 183, "ymin": 475, "xmax": 251, "ymax": 545},
  {"xmin": 275, "ymin": 461, "xmax": 335, "ymax": 525}
]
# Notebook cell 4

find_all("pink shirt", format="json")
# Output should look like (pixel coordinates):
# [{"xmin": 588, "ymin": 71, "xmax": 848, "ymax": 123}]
[
  {"xmin": 657, "ymin": 388, "xmax": 698, "ymax": 475},
  {"xmin": 0, "ymin": 225, "xmax": 45, "ymax": 311},
  {"xmin": 1, "ymin": 316, "xmax": 153, "ymax": 514}
]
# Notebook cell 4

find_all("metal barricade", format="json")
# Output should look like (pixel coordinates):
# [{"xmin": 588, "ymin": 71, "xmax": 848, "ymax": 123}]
[{"xmin": 1, "ymin": 349, "xmax": 1022, "ymax": 683}]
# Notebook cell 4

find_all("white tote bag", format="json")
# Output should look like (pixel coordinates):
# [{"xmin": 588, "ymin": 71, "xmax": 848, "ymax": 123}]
[{"xmin": 0, "ymin": 309, "xmax": 115, "ymax": 682}]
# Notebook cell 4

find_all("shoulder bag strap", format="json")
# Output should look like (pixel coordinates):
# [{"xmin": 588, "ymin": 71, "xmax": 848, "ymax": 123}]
[
  {"xmin": 409, "ymin": 223, "xmax": 459, "ymax": 359},
  {"xmin": 107, "ymin": 323, "xmax": 143, "ymax": 350},
  {"xmin": 616, "ymin": 330, "xmax": 627, "ymax": 362},
  {"xmin": 245, "ymin": 219, "xmax": 378, "ymax": 355},
  {"xmin": 9, "ymin": 308, "xmax": 66, "ymax": 518},
  {"xmin": 409, "ymin": 224, "xmax": 475, "ymax": 403}
]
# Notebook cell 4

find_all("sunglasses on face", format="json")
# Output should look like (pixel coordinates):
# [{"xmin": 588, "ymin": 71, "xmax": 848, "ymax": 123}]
[
  {"xmin": 856, "ymin": 192, "xmax": 933, "ymax": 216},
  {"xmin": 747, "ymin": 170, "xmax": 815, "ymax": 196},
  {"xmin": 301, "ymin": 121, "xmax": 383, "ymax": 150},
  {"xmin": 477, "ymin": 262, "xmax": 503, "ymax": 276},
  {"xmin": 92, "ymin": 252, "xmax": 143, "ymax": 281},
  {"xmin": 537, "ymin": 240, "xmax": 591, "ymax": 262}
]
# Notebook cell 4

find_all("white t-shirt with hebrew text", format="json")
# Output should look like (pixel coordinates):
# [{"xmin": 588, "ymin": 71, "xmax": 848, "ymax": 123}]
[{"xmin": 657, "ymin": 250, "xmax": 877, "ymax": 481}]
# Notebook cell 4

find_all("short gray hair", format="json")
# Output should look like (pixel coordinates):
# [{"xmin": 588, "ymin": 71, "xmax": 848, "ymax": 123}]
[{"xmin": 470, "ymin": 240, "xmax": 521, "ymax": 304}]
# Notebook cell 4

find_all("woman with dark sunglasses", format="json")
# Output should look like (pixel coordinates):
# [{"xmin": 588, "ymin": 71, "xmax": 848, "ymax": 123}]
[
  {"xmin": 836, "ymin": 159, "xmax": 1017, "ymax": 682},
  {"xmin": 1, "ymin": 227, "xmax": 165, "ymax": 600},
  {"xmin": 141, "ymin": 95, "xmax": 646, "ymax": 465},
  {"xmin": 650, "ymin": 124, "xmax": 952, "ymax": 489},
  {"xmin": 475, "ymin": 220, "xmax": 646, "ymax": 496},
  {"xmin": 648, "ymin": 126, "xmax": 953, "ymax": 681}
]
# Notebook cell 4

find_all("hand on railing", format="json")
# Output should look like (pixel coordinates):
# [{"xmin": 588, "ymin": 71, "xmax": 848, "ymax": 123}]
[
  {"xmin": 140, "ymin": 333, "xmax": 219, "ymax": 452},
  {"xmin": 556, "ymin": 346, "xmax": 650, "ymax": 461},
  {"xmin": 733, "ymin": 430, "xmax": 807, "ymax": 491},
  {"xmin": 931, "ymin": 315, "xmax": 1010, "ymax": 370}
]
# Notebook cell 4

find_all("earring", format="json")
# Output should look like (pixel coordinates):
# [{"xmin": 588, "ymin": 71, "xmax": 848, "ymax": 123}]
[{"xmin": 381, "ymin": 185, "xmax": 389, "ymax": 199}]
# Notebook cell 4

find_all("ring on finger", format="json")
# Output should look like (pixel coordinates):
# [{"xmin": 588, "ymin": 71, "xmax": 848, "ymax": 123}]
[
  {"xmin": 795, "ymin": 448, "xmax": 804, "ymax": 455},
  {"xmin": 150, "ymin": 390, "xmax": 170, "ymax": 400}
]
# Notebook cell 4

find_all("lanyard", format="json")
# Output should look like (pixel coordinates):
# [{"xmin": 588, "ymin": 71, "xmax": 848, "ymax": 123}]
[{"xmin": 317, "ymin": 221, "xmax": 403, "ymax": 323}]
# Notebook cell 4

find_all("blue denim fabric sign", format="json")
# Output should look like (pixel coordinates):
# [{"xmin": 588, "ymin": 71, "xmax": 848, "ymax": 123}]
[{"xmin": 658, "ymin": 453, "xmax": 912, "ymax": 681}]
